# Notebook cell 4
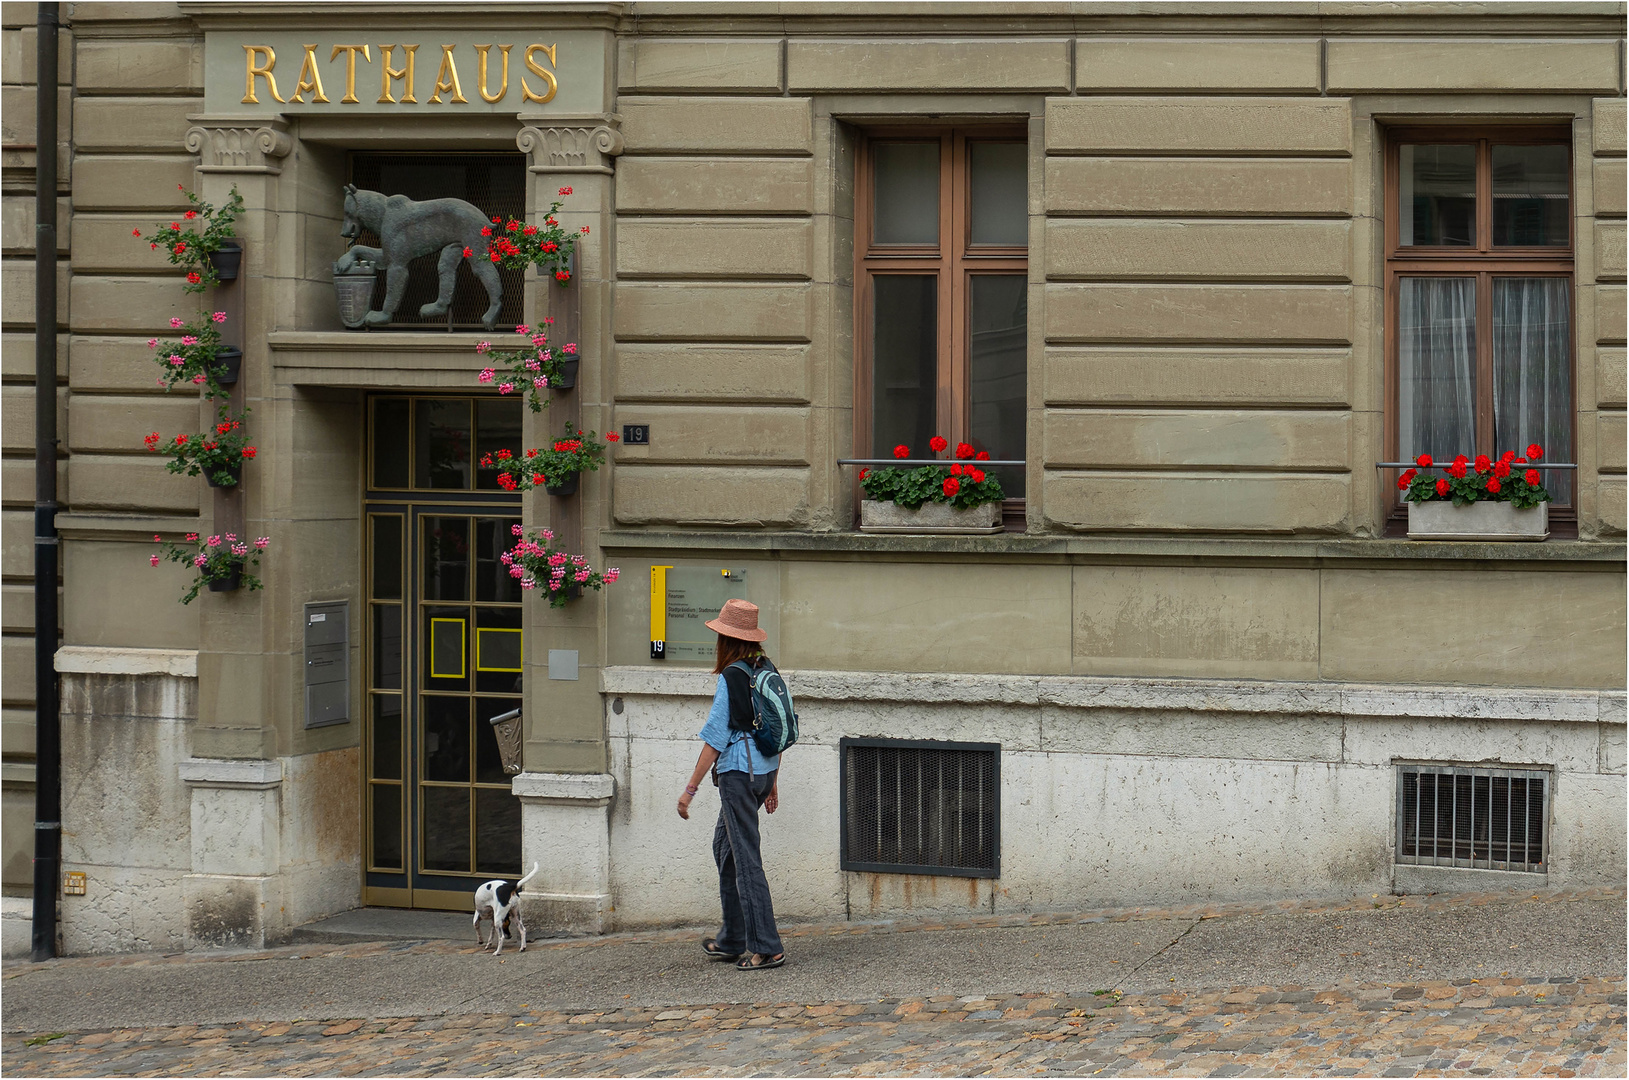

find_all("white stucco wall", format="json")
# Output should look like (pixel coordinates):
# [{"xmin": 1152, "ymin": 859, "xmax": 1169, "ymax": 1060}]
[{"xmin": 600, "ymin": 667, "xmax": 1627, "ymax": 930}]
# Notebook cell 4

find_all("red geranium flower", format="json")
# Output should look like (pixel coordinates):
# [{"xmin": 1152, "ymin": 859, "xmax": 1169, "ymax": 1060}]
[
  {"xmin": 1527, "ymin": 444, "xmax": 1543, "ymax": 460},
  {"xmin": 955, "ymin": 442, "xmax": 974, "ymax": 459},
  {"xmin": 243, "ymin": 446, "xmax": 257, "ymax": 459},
  {"xmin": 1500, "ymin": 450, "xmax": 1516, "ymax": 464},
  {"xmin": 971, "ymin": 468, "xmax": 986, "ymax": 483},
  {"xmin": 1474, "ymin": 454, "xmax": 1491, "ymax": 473},
  {"xmin": 555, "ymin": 271, "xmax": 570, "ymax": 282},
  {"xmin": 1415, "ymin": 453, "xmax": 1432, "ymax": 469},
  {"xmin": 606, "ymin": 431, "xmax": 620, "ymax": 442},
  {"xmin": 859, "ymin": 467, "xmax": 869, "ymax": 480},
  {"xmin": 1525, "ymin": 469, "xmax": 1541, "ymax": 485},
  {"xmin": 1486, "ymin": 477, "xmax": 1501, "ymax": 493},
  {"xmin": 949, "ymin": 463, "xmax": 963, "ymax": 476},
  {"xmin": 942, "ymin": 476, "xmax": 959, "ymax": 497},
  {"xmin": 1435, "ymin": 478, "xmax": 1449, "ymax": 497},
  {"xmin": 975, "ymin": 451, "xmax": 990, "ymax": 461},
  {"xmin": 929, "ymin": 435, "xmax": 948, "ymax": 453},
  {"xmin": 893, "ymin": 445, "xmax": 910, "ymax": 459},
  {"xmin": 1493, "ymin": 460, "xmax": 1511, "ymax": 479},
  {"xmin": 186, "ymin": 271, "xmax": 201, "ymax": 284}
]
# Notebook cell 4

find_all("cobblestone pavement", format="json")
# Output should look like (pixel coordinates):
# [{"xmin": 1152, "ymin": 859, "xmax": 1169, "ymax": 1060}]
[
  {"xmin": 5, "ymin": 889, "xmax": 1625, "ymax": 1077},
  {"xmin": 7, "ymin": 977, "xmax": 1623, "ymax": 1077}
]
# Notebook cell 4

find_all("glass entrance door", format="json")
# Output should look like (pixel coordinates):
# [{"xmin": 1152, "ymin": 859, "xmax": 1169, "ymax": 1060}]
[{"xmin": 364, "ymin": 396, "xmax": 525, "ymax": 909}]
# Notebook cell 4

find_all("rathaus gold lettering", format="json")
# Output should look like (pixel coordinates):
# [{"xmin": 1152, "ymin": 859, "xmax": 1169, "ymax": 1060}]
[{"xmin": 240, "ymin": 41, "xmax": 558, "ymax": 105}]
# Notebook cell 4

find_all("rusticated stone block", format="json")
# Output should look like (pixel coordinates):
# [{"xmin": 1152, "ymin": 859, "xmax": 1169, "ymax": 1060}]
[
  {"xmin": 1321, "ymin": 568, "xmax": 1626, "ymax": 688},
  {"xmin": 617, "ymin": 219, "xmax": 811, "ymax": 280},
  {"xmin": 72, "ymin": 154, "xmax": 195, "ymax": 212},
  {"xmin": 606, "ymin": 404, "xmax": 810, "ymax": 465},
  {"xmin": 1045, "ymin": 408, "xmax": 1350, "ymax": 469},
  {"xmin": 1043, "ymin": 471, "xmax": 1349, "ymax": 533},
  {"xmin": 1327, "ymin": 39, "xmax": 1619, "ymax": 93},
  {"xmin": 2, "ymin": 383, "xmax": 65, "ymax": 452},
  {"xmin": 1046, "ymin": 219, "xmax": 1350, "ymax": 281},
  {"xmin": 69, "ymin": 275, "xmax": 195, "ymax": 332},
  {"xmin": 1044, "ymin": 347, "xmax": 1350, "ymax": 406},
  {"xmin": 1600, "ymin": 411, "xmax": 1627, "ymax": 473},
  {"xmin": 613, "ymin": 343, "xmax": 809, "ymax": 403},
  {"xmin": 68, "ymin": 394, "xmax": 196, "ymax": 453},
  {"xmin": 1594, "ymin": 158, "xmax": 1626, "ymax": 216},
  {"xmin": 612, "ymin": 465, "xmax": 807, "ymax": 526},
  {"xmin": 1595, "ymin": 99, "xmax": 1627, "ymax": 154},
  {"xmin": 1599, "ymin": 285, "xmax": 1627, "ymax": 344},
  {"xmin": 620, "ymin": 97, "xmax": 811, "ymax": 154},
  {"xmin": 614, "ymin": 282, "xmax": 812, "ymax": 342},
  {"xmin": 1596, "ymin": 221, "xmax": 1626, "ymax": 281},
  {"xmin": 1, "ymin": 196, "xmax": 71, "ymax": 254},
  {"xmin": 618, "ymin": 157, "xmax": 812, "ymax": 215},
  {"xmin": 72, "ymin": 95, "xmax": 199, "ymax": 152},
  {"xmin": 76, "ymin": 37, "xmax": 201, "ymax": 93},
  {"xmin": 1044, "ymin": 156, "xmax": 1351, "ymax": 217},
  {"xmin": 1071, "ymin": 564, "xmax": 1321, "ymax": 682},
  {"xmin": 1, "ymin": 262, "xmax": 71, "ymax": 326},
  {"xmin": 787, "ymin": 38, "xmax": 1069, "ymax": 92},
  {"xmin": 1077, "ymin": 38, "xmax": 1319, "ymax": 92},
  {"xmin": 1601, "ymin": 476, "xmax": 1626, "ymax": 534},
  {"xmin": 1047, "ymin": 97, "xmax": 1351, "ymax": 155},
  {"xmin": 65, "ymin": 453, "xmax": 199, "ymax": 513},
  {"xmin": 618, "ymin": 37, "xmax": 782, "ymax": 92},
  {"xmin": 1044, "ymin": 283, "xmax": 1350, "ymax": 344},
  {"xmin": 1598, "ymin": 347, "xmax": 1627, "ymax": 407}
]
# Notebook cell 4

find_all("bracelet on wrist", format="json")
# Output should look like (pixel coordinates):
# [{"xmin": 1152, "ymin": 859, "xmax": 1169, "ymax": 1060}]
[{"xmin": 684, "ymin": 784, "xmax": 699, "ymax": 796}]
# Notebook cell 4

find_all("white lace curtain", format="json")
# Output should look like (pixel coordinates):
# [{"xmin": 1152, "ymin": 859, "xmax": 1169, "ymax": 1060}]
[
  {"xmin": 1398, "ymin": 277, "xmax": 1476, "ymax": 462},
  {"xmin": 1398, "ymin": 276, "xmax": 1572, "ymax": 504},
  {"xmin": 1493, "ymin": 278, "xmax": 1572, "ymax": 503}
]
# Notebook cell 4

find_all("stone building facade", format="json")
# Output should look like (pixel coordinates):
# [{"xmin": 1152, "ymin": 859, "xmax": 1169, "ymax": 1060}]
[{"xmin": 1, "ymin": 2, "xmax": 1624, "ymax": 953}]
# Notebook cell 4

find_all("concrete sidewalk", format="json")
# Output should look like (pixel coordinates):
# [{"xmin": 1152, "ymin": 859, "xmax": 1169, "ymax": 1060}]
[{"xmin": 3, "ymin": 887, "xmax": 1623, "ymax": 1035}]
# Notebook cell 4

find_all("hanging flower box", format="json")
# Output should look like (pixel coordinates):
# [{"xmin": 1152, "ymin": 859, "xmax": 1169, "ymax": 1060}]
[
  {"xmin": 1398, "ymin": 445, "xmax": 1553, "ymax": 542},
  {"xmin": 857, "ymin": 435, "xmax": 1005, "ymax": 535}
]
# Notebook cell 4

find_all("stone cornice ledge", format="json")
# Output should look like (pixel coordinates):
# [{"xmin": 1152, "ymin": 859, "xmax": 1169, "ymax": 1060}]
[
  {"xmin": 56, "ymin": 646, "xmax": 198, "ymax": 679},
  {"xmin": 179, "ymin": 758, "xmax": 283, "ymax": 788},
  {"xmin": 602, "ymin": 666, "xmax": 1625, "ymax": 725},
  {"xmin": 596, "ymin": 530, "xmax": 1627, "ymax": 565},
  {"xmin": 512, "ymin": 771, "xmax": 616, "ymax": 804}
]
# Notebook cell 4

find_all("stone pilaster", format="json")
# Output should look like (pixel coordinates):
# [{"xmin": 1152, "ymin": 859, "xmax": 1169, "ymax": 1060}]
[{"xmin": 513, "ymin": 771, "xmax": 616, "ymax": 933}]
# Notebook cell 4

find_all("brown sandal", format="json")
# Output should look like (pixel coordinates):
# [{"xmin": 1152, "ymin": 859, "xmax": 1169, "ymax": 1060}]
[
  {"xmin": 736, "ymin": 952, "xmax": 785, "ymax": 970},
  {"xmin": 702, "ymin": 938, "xmax": 740, "ymax": 962}
]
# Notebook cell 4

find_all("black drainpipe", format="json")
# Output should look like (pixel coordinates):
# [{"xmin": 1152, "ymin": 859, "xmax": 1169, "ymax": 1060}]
[{"xmin": 31, "ymin": 0, "xmax": 61, "ymax": 964}]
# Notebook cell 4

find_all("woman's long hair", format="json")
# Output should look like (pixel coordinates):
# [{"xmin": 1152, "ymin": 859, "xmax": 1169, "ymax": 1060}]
[{"xmin": 713, "ymin": 633, "xmax": 766, "ymax": 674}]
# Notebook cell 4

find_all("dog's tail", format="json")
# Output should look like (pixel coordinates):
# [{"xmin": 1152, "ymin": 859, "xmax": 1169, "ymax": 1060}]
[{"xmin": 516, "ymin": 862, "xmax": 540, "ymax": 891}]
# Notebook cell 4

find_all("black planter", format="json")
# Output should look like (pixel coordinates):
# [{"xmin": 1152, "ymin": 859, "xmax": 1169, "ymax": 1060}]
[
  {"xmin": 544, "ymin": 471, "xmax": 580, "ymax": 497},
  {"xmin": 204, "ymin": 462, "xmax": 243, "ymax": 489},
  {"xmin": 207, "ymin": 564, "xmax": 243, "ymax": 592},
  {"xmin": 552, "ymin": 356, "xmax": 579, "ymax": 390},
  {"xmin": 207, "ymin": 241, "xmax": 243, "ymax": 282},
  {"xmin": 212, "ymin": 347, "xmax": 242, "ymax": 386}
]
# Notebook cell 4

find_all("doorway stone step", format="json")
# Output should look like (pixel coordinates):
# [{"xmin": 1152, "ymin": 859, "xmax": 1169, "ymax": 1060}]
[{"xmin": 290, "ymin": 907, "xmax": 474, "ymax": 945}]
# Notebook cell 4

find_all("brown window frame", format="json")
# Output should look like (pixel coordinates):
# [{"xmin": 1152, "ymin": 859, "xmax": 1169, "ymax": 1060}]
[
  {"xmin": 854, "ymin": 126, "xmax": 1028, "ymax": 526},
  {"xmin": 1383, "ymin": 125, "xmax": 1577, "ymax": 535}
]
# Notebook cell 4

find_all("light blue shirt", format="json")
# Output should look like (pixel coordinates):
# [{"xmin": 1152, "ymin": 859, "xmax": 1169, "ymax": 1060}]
[{"xmin": 698, "ymin": 673, "xmax": 781, "ymax": 775}]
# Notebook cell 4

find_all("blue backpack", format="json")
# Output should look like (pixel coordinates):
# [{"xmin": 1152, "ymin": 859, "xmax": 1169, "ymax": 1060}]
[{"xmin": 727, "ymin": 658, "xmax": 799, "ymax": 760}]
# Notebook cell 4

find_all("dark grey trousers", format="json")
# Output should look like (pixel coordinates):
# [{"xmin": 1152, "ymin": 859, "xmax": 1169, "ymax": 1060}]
[{"xmin": 712, "ymin": 768, "xmax": 783, "ymax": 957}]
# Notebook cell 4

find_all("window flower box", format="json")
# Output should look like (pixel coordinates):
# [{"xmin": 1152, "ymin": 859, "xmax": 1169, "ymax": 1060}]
[
  {"xmin": 1398, "ymin": 446, "xmax": 1553, "ymax": 542},
  {"xmin": 857, "ymin": 435, "xmax": 1005, "ymax": 535},
  {"xmin": 1407, "ymin": 501, "xmax": 1548, "ymax": 541},
  {"xmin": 860, "ymin": 499, "xmax": 1002, "ymax": 535}
]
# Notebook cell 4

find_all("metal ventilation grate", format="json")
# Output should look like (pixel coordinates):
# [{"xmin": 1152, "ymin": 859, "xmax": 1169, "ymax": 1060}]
[
  {"xmin": 841, "ymin": 738, "xmax": 999, "ymax": 878},
  {"xmin": 1396, "ymin": 765, "xmax": 1550, "ymax": 873},
  {"xmin": 347, "ymin": 153, "xmax": 527, "ymax": 329}
]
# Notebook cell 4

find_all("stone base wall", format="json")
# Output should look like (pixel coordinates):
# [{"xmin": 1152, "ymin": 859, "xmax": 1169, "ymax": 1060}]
[
  {"xmin": 57, "ymin": 648, "xmax": 360, "ymax": 955},
  {"xmin": 602, "ymin": 667, "xmax": 1627, "ymax": 929}
]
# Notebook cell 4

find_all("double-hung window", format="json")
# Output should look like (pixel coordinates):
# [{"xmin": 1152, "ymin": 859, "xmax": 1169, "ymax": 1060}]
[
  {"xmin": 1386, "ymin": 128, "xmax": 1575, "ymax": 513},
  {"xmin": 857, "ymin": 129, "xmax": 1029, "ymax": 504}
]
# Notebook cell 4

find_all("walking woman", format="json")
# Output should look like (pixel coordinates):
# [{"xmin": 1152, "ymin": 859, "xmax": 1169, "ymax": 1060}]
[{"xmin": 676, "ymin": 598, "xmax": 785, "ymax": 971}]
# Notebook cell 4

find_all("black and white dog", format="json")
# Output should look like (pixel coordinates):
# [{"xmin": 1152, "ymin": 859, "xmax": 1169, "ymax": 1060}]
[{"xmin": 473, "ymin": 862, "xmax": 538, "ymax": 955}]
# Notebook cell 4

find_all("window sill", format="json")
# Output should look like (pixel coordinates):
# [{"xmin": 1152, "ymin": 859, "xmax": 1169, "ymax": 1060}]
[{"xmin": 597, "ymin": 529, "xmax": 1626, "ymax": 565}]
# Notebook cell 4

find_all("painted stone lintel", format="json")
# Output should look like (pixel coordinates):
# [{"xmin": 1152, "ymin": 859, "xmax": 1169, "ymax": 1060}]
[
  {"xmin": 513, "ymin": 771, "xmax": 615, "ymax": 805},
  {"xmin": 56, "ymin": 645, "xmax": 199, "ymax": 678},
  {"xmin": 179, "ymin": 757, "xmax": 283, "ymax": 789}
]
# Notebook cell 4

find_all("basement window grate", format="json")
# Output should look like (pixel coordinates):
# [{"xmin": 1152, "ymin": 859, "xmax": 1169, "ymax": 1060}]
[
  {"xmin": 840, "ymin": 738, "xmax": 999, "ymax": 878},
  {"xmin": 1395, "ymin": 764, "xmax": 1550, "ymax": 873}
]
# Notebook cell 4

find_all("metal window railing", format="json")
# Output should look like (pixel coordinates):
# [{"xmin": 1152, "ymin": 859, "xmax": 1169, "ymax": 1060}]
[
  {"xmin": 838, "ymin": 458, "xmax": 1026, "ymax": 467},
  {"xmin": 1376, "ymin": 462, "xmax": 1577, "ymax": 471},
  {"xmin": 1396, "ymin": 764, "xmax": 1550, "ymax": 873}
]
